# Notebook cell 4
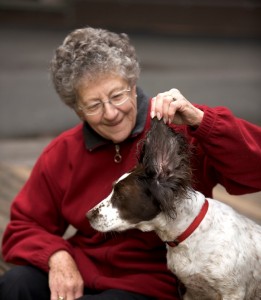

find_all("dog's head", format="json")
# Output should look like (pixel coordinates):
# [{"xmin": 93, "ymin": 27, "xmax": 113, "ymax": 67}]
[{"xmin": 87, "ymin": 119, "xmax": 192, "ymax": 232}]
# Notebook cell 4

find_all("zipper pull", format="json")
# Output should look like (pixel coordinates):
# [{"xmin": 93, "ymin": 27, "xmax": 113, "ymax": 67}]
[{"xmin": 114, "ymin": 144, "xmax": 122, "ymax": 163}]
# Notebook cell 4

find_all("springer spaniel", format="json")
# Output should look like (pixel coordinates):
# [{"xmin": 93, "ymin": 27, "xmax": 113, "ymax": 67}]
[{"xmin": 87, "ymin": 118, "xmax": 261, "ymax": 300}]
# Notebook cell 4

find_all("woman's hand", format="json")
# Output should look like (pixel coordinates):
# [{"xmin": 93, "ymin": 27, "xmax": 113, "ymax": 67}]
[
  {"xmin": 49, "ymin": 250, "xmax": 84, "ymax": 300},
  {"xmin": 151, "ymin": 88, "xmax": 204, "ymax": 127}
]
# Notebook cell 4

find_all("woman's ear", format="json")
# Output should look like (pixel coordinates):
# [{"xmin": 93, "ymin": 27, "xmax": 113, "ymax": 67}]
[
  {"xmin": 75, "ymin": 107, "xmax": 85, "ymax": 121},
  {"xmin": 131, "ymin": 85, "xmax": 137, "ymax": 100}
]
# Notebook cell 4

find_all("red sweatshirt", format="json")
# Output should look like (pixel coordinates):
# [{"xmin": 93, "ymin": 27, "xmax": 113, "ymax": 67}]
[{"xmin": 2, "ymin": 90, "xmax": 261, "ymax": 299}]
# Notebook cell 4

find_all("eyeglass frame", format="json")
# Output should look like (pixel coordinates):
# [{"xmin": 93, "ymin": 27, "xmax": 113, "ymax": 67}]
[{"xmin": 77, "ymin": 87, "xmax": 131, "ymax": 116}]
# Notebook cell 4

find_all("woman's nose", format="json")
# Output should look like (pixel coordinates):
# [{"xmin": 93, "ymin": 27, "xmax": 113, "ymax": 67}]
[{"xmin": 102, "ymin": 102, "xmax": 118, "ymax": 119}]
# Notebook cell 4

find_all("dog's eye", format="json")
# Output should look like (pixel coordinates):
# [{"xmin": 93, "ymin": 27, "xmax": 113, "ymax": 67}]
[
  {"xmin": 112, "ymin": 188, "xmax": 126, "ymax": 206},
  {"xmin": 111, "ymin": 193, "xmax": 121, "ymax": 206}
]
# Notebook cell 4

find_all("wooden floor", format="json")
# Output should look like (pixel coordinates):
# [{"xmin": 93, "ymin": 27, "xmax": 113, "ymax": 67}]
[
  {"xmin": 0, "ymin": 159, "xmax": 261, "ymax": 275},
  {"xmin": 0, "ymin": 163, "xmax": 32, "ymax": 274}
]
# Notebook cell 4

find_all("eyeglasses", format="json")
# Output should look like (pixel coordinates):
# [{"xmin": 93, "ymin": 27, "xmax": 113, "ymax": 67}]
[{"xmin": 78, "ymin": 88, "xmax": 131, "ymax": 116}]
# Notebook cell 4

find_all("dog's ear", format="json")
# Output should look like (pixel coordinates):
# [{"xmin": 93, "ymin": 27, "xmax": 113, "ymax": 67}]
[
  {"xmin": 138, "ymin": 118, "xmax": 192, "ymax": 217},
  {"xmin": 140, "ymin": 118, "xmax": 190, "ymax": 180}
]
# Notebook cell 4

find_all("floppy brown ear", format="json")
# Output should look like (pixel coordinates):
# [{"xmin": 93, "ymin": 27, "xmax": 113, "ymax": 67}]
[
  {"xmin": 140, "ymin": 118, "xmax": 188, "ymax": 180},
  {"xmin": 137, "ymin": 118, "xmax": 192, "ymax": 218}
]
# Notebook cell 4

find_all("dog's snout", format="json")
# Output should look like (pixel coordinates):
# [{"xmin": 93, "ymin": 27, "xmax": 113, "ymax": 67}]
[{"xmin": 86, "ymin": 207, "xmax": 100, "ymax": 221}]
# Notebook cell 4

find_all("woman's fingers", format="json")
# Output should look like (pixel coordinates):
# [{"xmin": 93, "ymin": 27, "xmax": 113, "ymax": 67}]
[
  {"xmin": 49, "ymin": 250, "xmax": 84, "ymax": 300},
  {"xmin": 151, "ymin": 88, "xmax": 203, "ymax": 126}
]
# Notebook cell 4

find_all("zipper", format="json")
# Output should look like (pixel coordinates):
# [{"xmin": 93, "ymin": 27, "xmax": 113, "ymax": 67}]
[{"xmin": 114, "ymin": 144, "xmax": 122, "ymax": 163}]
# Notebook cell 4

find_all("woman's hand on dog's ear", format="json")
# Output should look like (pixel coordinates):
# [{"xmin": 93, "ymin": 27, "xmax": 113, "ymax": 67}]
[{"xmin": 151, "ymin": 88, "xmax": 204, "ymax": 127}]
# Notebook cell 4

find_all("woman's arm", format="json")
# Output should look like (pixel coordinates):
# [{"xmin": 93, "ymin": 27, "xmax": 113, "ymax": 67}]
[
  {"xmin": 152, "ymin": 88, "xmax": 261, "ymax": 194},
  {"xmin": 2, "ymin": 145, "xmax": 84, "ymax": 300},
  {"xmin": 2, "ymin": 155, "xmax": 73, "ymax": 271}
]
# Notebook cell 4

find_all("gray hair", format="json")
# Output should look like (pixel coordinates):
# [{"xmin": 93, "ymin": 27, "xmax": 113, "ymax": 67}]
[{"xmin": 50, "ymin": 27, "xmax": 140, "ymax": 109}]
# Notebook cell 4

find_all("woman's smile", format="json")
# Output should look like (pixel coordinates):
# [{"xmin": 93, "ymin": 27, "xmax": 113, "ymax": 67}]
[{"xmin": 77, "ymin": 75, "xmax": 137, "ymax": 143}]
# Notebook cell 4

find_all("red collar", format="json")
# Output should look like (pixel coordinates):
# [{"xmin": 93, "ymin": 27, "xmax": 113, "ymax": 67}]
[{"xmin": 166, "ymin": 199, "xmax": 209, "ymax": 247}]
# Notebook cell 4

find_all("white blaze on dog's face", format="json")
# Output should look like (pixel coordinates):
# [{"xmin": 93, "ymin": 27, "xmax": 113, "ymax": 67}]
[
  {"xmin": 87, "ymin": 171, "xmax": 161, "ymax": 232},
  {"xmin": 87, "ymin": 174, "xmax": 133, "ymax": 232}
]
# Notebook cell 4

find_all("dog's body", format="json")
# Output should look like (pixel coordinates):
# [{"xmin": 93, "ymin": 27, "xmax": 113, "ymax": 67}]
[{"xmin": 87, "ymin": 119, "xmax": 261, "ymax": 300}]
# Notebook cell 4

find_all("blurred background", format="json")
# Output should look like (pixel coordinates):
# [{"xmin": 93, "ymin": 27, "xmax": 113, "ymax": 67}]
[
  {"xmin": 0, "ymin": 0, "xmax": 261, "ymax": 273},
  {"xmin": 0, "ymin": 0, "xmax": 261, "ymax": 138}
]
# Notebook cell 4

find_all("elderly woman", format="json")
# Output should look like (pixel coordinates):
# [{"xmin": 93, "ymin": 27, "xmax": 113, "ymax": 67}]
[{"xmin": 1, "ymin": 27, "xmax": 261, "ymax": 300}]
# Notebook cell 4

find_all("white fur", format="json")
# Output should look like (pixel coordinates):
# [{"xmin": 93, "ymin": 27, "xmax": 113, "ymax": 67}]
[{"xmin": 87, "ymin": 175, "xmax": 261, "ymax": 300}]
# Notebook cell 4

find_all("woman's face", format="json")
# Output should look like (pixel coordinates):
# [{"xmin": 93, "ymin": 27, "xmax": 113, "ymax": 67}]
[{"xmin": 76, "ymin": 75, "xmax": 137, "ymax": 144}]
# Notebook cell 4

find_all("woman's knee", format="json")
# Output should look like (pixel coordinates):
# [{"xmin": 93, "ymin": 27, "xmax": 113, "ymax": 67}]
[{"xmin": 0, "ymin": 265, "xmax": 50, "ymax": 300}]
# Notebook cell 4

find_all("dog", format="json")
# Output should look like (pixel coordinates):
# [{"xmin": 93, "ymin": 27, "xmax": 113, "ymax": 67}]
[{"xmin": 87, "ymin": 118, "xmax": 261, "ymax": 300}]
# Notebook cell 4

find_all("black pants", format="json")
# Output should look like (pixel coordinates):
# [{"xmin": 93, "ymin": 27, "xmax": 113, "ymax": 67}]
[{"xmin": 0, "ymin": 266, "xmax": 154, "ymax": 300}]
